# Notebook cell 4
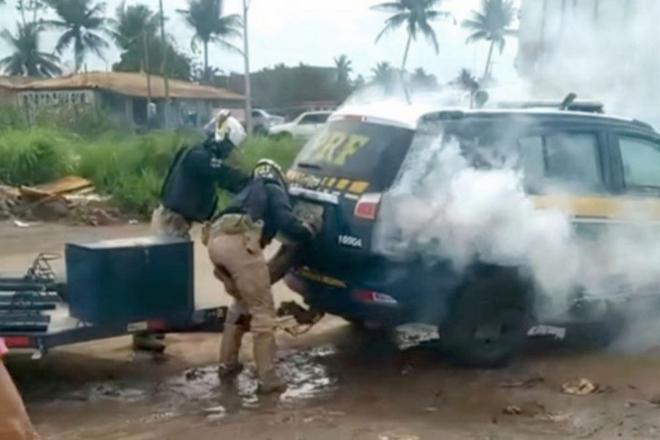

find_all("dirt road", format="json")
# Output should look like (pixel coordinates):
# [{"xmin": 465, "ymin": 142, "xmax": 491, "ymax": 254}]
[{"xmin": 3, "ymin": 221, "xmax": 660, "ymax": 439}]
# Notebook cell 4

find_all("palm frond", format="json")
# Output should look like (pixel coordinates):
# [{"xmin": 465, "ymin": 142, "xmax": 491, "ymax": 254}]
[
  {"xmin": 419, "ymin": 20, "xmax": 439, "ymax": 53},
  {"xmin": 54, "ymin": 28, "xmax": 76, "ymax": 54},
  {"xmin": 375, "ymin": 12, "xmax": 408, "ymax": 42},
  {"xmin": 209, "ymin": 36, "xmax": 243, "ymax": 55},
  {"xmin": 426, "ymin": 10, "xmax": 451, "ymax": 21},
  {"xmin": 465, "ymin": 30, "xmax": 489, "ymax": 44},
  {"xmin": 371, "ymin": 2, "xmax": 406, "ymax": 13}
]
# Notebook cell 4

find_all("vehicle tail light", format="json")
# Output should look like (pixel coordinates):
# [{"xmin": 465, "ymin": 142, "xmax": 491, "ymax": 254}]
[
  {"xmin": 354, "ymin": 193, "xmax": 382, "ymax": 220},
  {"xmin": 353, "ymin": 290, "xmax": 398, "ymax": 306},
  {"xmin": 147, "ymin": 320, "xmax": 167, "ymax": 332},
  {"xmin": 4, "ymin": 337, "xmax": 32, "ymax": 349}
]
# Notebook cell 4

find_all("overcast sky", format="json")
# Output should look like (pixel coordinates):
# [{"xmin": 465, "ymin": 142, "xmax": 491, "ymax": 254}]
[{"xmin": 0, "ymin": 0, "xmax": 520, "ymax": 83}]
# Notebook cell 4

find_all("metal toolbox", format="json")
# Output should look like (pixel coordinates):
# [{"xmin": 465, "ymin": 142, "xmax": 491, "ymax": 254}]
[{"xmin": 65, "ymin": 237, "xmax": 194, "ymax": 324}]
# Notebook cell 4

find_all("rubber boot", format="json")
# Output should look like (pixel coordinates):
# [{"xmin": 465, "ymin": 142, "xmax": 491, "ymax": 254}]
[
  {"xmin": 218, "ymin": 323, "xmax": 245, "ymax": 378},
  {"xmin": 253, "ymin": 332, "xmax": 285, "ymax": 394}
]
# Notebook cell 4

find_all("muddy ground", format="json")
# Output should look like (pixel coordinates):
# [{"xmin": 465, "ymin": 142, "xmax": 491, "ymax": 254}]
[{"xmin": 3, "ymin": 221, "xmax": 660, "ymax": 440}]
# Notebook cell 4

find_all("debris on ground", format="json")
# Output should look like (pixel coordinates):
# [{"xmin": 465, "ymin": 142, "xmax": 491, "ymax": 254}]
[
  {"xmin": 378, "ymin": 432, "xmax": 420, "ymax": 440},
  {"xmin": 392, "ymin": 323, "xmax": 440, "ymax": 350},
  {"xmin": 0, "ymin": 176, "xmax": 123, "ymax": 226},
  {"xmin": 13, "ymin": 219, "xmax": 32, "ymax": 228},
  {"xmin": 498, "ymin": 376, "xmax": 545, "ymax": 389},
  {"xmin": 503, "ymin": 405, "xmax": 522, "ymax": 415},
  {"xmin": 203, "ymin": 405, "xmax": 227, "ymax": 422},
  {"xmin": 502, "ymin": 401, "xmax": 548, "ymax": 418},
  {"xmin": 562, "ymin": 378, "xmax": 599, "ymax": 395}
]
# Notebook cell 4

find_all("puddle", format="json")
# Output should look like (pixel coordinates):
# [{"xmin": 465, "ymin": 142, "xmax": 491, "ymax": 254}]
[
  {"xmin": 279, "ymin": 344, "xmax": 338, "ymax": 403},
  {"xmin": 30, "ymin": 344, "xmax": 340, "ymax": 434}
]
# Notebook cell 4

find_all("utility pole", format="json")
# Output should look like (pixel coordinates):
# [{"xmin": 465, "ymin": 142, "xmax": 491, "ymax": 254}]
[
  {"xmin": 243, "ymin": 0, "xmax": 253, "ymax": 135},
  {"xmin": 143, "ymin": 32, "xmax": 152, "ymax": 106},
  {"xmin": 159, "ymin": 0, "xmax": 170, "ymax": 127}
]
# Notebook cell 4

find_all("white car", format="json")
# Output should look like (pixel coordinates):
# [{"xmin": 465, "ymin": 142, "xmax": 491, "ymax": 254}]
[
  {"xmin": 268, "ymin": 111, "xmax": 332, "ymax": 141},
  {"xmin": 251, "ymin": 109, "xmax": 285, "ymax": 134}
]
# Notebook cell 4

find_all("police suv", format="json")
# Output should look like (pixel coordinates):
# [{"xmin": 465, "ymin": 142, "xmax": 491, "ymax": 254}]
[{"xmin": 285, "ymin": 96, "xmax": 660, "ymax": 367}]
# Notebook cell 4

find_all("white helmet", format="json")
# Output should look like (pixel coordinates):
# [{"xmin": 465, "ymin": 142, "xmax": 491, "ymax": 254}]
[{"xmin": 215, "ymin": 115, "xmax": 247, "ymax": 148}]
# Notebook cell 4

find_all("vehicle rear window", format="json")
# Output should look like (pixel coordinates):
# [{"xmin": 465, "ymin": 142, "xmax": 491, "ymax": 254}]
[{"xmin": 295, "ymin": 119, "xmax": 415, "ymax": 190}]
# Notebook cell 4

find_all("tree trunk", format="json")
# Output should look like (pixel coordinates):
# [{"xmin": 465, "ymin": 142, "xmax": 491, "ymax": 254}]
[
  {"xmin": 158, "ymin": 0, "xmax": 170, "ymax": 128},
  {"xmin": 594, "ymin": 0, "xmax": 600, "ymax": 23},
  {"xmin": 204, "ymin": 40, "xmax": 209, "ymax": 84},
  {"xmin": 401, "ymin": 33, "xmax": 412, "ymax": 72},
  {"xmin": 143, "ymin": 31, "xmax": 152, "ymax": 105},
  {"xmin": 483, "ymin": 40, "xmax": 495, "ymax": 81}
]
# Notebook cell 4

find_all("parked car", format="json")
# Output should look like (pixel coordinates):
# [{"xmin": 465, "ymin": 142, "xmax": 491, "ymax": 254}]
[
  {"xmin": 251, "ymin": 108, "xmax": 285, "ymax": 135},
  {"xmin": 268, "ymin": 111, "xmax": 332, "ymax": 141},
  {"xmin": 284, "ymin": 100, "xmax": 660, "ymax": 368}
]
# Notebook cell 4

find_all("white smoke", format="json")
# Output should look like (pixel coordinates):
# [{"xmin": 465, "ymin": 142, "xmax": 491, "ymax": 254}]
[
  {"xmin": 372, "ymin": 131, "xmax": 660, "ymax": 340},
  {"xmin": 329, "ymin": 0, "xmax": 660, "ymax": 351},
  {"xmin": 517, "ymin": 0, "xmax": 660, "ymax": 127},
  {"xmin": 374, "ymin": 137, "xmax": 580, "ymax": 316}
]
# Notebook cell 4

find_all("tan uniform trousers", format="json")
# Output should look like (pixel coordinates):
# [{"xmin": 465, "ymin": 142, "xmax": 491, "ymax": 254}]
[
  {"xmin": 0, "ymin": 362, "xmax": 39, "ymax": 440},
  {"xmin": 208, "ymin": 231, "xmax": 278, "ymax": 383},
  {"xmin": 150, "ymin": 205, "xmax": 192, "ymax": 239}
]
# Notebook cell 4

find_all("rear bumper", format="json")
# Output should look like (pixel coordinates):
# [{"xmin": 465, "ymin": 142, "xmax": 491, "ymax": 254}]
[{"xmin": 285, "ymin": 260, "xmax": 464, "ymax": 327}]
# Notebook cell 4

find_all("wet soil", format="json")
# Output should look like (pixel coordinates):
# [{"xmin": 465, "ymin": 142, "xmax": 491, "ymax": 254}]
[{"xmin": 2, "ymin": 221, "xmax": 660, "ymax": 439}]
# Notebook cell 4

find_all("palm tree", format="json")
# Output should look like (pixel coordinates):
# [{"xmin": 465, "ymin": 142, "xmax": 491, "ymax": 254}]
[
  {"xmin": 372, "ymin": 0, "xmax": 450, "ymax": 71},
  {"xmin": 371, "ymin": 61, "xmax": 394, "ymax": 84},
  {"xmin": 110, "ymin": 2, "xmax": 158, "ymax": 51},
  {"xmin": 0, "ymin": 22, "xmax": 62, "ymax": 77},
  {"xmin": 44, "ymin": 0, "xmax": 112, "ymax": 72},
  {"xmin": 463, "ymin": 0, "xmax": 516, "ymax": 80},
  {"xmin": 411, "ymin": 67, "xmax": 437, "ymax": 87},
  {"xmin": 334, "ymin": 54, "xmax": 353, "ymax": 84},
  {"xmin": 178, "ymin": 0, "xmax": 242, "ymax": 82},
  {"xmin": 452, "ymin": 68, "xmax": 480, "ymax": 93}
]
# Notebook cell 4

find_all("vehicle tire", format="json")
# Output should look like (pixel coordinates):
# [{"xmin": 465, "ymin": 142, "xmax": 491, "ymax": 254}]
[{"xmin": 441, "ymin": 269, "xmax": 530, "ymax": 368}]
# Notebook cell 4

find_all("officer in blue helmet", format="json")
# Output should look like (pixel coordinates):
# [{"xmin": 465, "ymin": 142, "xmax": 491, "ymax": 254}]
[{"xmin": 207, "ymin": 159, "xmax": 321, "ymax": 394}]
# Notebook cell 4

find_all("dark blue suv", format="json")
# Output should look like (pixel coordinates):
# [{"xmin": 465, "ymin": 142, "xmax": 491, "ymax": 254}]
[{"xmin": 285, "ymin": 105, "xmax": 660, "ymax": 367}]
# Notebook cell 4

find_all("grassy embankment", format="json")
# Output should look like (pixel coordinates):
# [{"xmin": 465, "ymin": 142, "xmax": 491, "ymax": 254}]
[{"xmin": 0, "ymin": 105, "xmax": 303, "ymax": 216}]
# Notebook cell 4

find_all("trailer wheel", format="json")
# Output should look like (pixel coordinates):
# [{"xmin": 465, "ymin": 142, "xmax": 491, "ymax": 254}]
[{"xmin": 441, "ymin": 270, "xmax": 530, "ymax": 368}]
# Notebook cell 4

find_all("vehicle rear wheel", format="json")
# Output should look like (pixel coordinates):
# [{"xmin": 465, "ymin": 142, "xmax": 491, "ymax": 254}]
[{"xmin": 441, "ymin": 269, "xmax": 530, "ymax": 368}]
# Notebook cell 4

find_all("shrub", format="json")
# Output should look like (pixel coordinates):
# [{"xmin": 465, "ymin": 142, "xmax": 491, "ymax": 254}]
[
  {"xmin": 0, "ymin": 125, "xmax": 303, "ymax": 216},
  {"xmin": 0, "ymin": 128, "xmax": 76, "ymax": 185},
  {"xmin": 237, "ymin": 136, "xmax": 303, "ymax": 171},
  {"xmin": 33, "ymin": 105, "xmax": 121, "ymax": 137},
  {"xmin": 0, "ymin": 105, "xmax": 28, "ymax": 130}
]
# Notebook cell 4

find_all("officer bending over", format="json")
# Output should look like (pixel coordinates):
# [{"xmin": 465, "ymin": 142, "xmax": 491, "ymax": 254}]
[{"xmin": 207, "ymin": 159, "xmax": 319, "ymax": 394}]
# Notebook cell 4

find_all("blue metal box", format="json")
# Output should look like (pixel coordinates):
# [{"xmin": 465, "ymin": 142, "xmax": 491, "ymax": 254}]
[{"xmin": 65, "ymin": 237, "xmax": 194, "ymax": 324}]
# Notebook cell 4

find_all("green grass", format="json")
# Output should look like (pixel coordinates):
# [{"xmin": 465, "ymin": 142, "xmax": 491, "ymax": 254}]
[{"xmin": 0, "ymin": 122, "xmax": 303, "ymax": 217}]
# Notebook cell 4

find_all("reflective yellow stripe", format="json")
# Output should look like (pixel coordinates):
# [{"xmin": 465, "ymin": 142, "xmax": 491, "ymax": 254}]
[
  {"xmin": 297, "ymin": 267, "xmax": 346, "ymax": 288},
  {"xmin": 326, "ymin": 177, "xmax": 337, "ymax": 188},
  {"xmin": 348, "ymin": 181, "xmax": 369, "ymax": 194},
  {"xmin": 532, "ymin": 195, "xmax": 660, "ymax": 221},
  {"xmin": 336, "ymin": 179, "xmax": 350, "ymax": 190}
]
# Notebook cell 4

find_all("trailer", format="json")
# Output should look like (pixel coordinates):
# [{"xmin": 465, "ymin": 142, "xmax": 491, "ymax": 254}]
[{"xmin": 0, "ymin": 236, "xmax": 226, "ymax": 357}]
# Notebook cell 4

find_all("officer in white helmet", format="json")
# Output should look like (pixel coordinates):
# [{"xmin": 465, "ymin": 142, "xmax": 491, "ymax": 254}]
[{"xmin": 135, "ymin": 110, "xmax": 250, "ymax": 352}]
